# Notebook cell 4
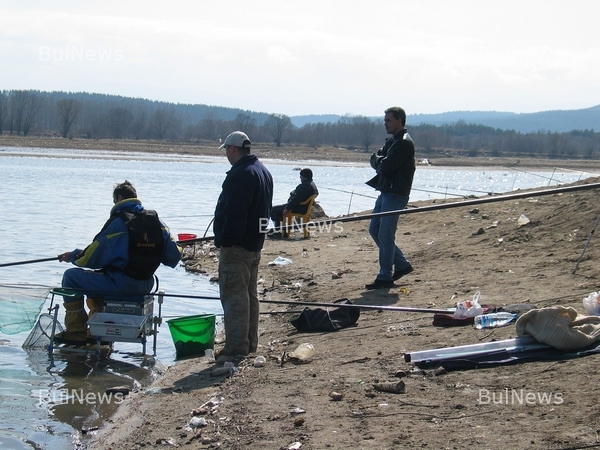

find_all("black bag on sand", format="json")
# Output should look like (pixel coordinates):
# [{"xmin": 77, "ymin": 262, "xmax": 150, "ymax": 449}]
[{"xmin": 290, "ymin": 298, "xmax": 360, "ymax": 332}]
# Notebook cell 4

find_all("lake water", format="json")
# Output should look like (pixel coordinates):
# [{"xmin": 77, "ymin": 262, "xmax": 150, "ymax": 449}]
[{"xmin": 0, "ymin": 146, "xmax": 595, "ymax": 449}]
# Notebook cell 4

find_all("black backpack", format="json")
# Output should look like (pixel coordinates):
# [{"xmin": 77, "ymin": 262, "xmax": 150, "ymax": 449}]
[{"xmin": 289, "ymin": 298, "xmax": 360, "ymax": 332}]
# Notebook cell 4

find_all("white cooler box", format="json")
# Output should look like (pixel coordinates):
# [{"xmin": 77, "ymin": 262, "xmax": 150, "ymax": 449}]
[{"xmin": 88, "ymin": 312, "xmax": 151, "ymax": 339}]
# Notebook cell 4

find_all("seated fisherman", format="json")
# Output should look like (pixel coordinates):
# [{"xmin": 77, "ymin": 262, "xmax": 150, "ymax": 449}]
[
  {"xmin": 55, "ymin": 180, "xmax": 182, "ymax": 345},
  {"xmin": 270, "ymin": 168, "xmax": 319, "ymax": 233}
]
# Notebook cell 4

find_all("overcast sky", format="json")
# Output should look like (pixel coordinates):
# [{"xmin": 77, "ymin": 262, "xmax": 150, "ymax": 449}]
[{"xmin": 2, "ymin": 0, "xmax": 599, "ymax": 118}]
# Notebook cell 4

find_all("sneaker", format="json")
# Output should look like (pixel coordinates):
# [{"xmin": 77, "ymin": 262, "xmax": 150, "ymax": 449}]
[
  {"xmin": 393, "ymin": 265, "xmax": 413, "ymax": 281},
  {"xmin": 365, "ymin": 279, "xmax": 395, "ymax": 290}
]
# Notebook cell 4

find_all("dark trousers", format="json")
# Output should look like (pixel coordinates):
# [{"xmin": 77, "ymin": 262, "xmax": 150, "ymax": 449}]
[{"xmin": 271, "ymin": 204, "xmax": 286, "ymax": 231}]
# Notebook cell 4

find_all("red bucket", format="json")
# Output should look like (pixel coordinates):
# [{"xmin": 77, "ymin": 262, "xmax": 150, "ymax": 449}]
[{"xmin": 177, "ymin": 233, "xmax": 197, "ymax": 241}]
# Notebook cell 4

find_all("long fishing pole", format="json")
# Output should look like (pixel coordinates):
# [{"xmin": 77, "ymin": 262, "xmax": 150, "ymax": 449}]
[
  {"xmin": 155, "ymin": 293, "xmax": 453, "ymax": 314},
  {"xmin": 0, "ymin": 256, "xmax": 59, "ymax": 268},
  {"xmin": 179, "ymin": 180, "xmax": 600, "ymax": 241},
  {"xmin": 259, "ymin": 298, "xmax": 454, "ymax": 314},
  {"xmin": 327, "ymin": 181, "xmax": 600, "ymax": 225},
  {"xmin": 43, "ymin": 288, "xmax": 454, "ymax": 314},
  {"xmin": 0, "ymin": 223, "xmax": 213, "ymax": 267},
  {"xmin": 0, "ymin": 244, "xmax": 209, "ymax": 266}
]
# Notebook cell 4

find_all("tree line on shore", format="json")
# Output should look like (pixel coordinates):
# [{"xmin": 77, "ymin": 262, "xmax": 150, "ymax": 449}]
[{"xmin": 0, "ymin": 89, "xmax": 598, "ymax": 160}]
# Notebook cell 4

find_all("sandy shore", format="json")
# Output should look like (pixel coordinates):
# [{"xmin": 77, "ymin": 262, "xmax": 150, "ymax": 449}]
[
  {"xmin": 5, "ymin": 135, "xmax": 600, "ymax": 449},
  {"xmin": 82, "ymin": 172, "xmax": 600, "ymax": 449}
]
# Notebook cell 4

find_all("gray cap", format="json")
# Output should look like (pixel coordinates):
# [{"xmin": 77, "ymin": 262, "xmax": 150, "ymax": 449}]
[{"xmin": 218, "ymin": 131, "xmax": 251, "ymax": 149}]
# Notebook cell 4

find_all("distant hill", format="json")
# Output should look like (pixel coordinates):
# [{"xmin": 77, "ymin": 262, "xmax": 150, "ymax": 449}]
[
  {"xmin": 289, "ymin": 114, "xmax": 342, "ymax": 127},
  {"xmin": 6, "ymin": 89, "xmax": 599, "ymax": 135},
  {"xmin": 290, "ymin": 105, "xmax": 600, "ymax": 133}
]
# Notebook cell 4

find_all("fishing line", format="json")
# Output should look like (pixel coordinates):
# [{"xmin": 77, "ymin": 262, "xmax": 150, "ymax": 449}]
[
  {"xmin": 554, "ymin": 167, "xmax": 599, "ymax": 182},
  {"xmin": 203, "ymin": 217, "xmax": 215, "ymax": 237},
  {"xmin": 411, "ymin": 187, "xmax": 467, "ymax": 198},
  {"xmin": 326, "ymin": 187, "xmax": 377, "ymax": 199},
  {"xmin": 505, "ymin": 165, "xmax": 593, "ymax": 185},
  {"xmin": 330, "ymin": 181, "xmax": 556, "ymax": 200}
]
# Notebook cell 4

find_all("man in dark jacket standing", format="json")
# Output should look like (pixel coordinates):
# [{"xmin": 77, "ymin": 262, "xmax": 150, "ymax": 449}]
[
  {"xmin": 213, "ymin": 131, "xmax": 273, "ymax": 363},
  {"xmin": 365, "ymin": 107, "xmax": 416, "ymax": 290}
]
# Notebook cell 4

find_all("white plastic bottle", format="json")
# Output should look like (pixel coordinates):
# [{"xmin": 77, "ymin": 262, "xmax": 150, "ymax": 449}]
[{"xmin": 473, "ymin": 312, "xmax": 518, "ymax": 329}]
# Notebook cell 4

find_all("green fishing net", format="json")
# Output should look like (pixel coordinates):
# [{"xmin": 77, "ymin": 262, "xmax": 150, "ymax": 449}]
[{"xmin": 0, "ymin": 284, "xmax": 50, "ymax": 334}]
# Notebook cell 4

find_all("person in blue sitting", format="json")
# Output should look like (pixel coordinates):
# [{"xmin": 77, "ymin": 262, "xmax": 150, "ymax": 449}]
[
  {"xmin": 55, "ymin": 180, "xmax": 182, "ymax": 345},
  {"xmin": 270, "ymin": 168, "xmax": 319, "ymax": 235}
]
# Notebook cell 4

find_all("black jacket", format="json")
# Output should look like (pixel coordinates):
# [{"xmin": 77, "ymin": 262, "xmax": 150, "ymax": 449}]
[
  {"xmin": 366, "ymin": 130, "xmax": 415, "ymax": 195},
  {"xmin": 214, "ymin": 154, "xmax": 273, "ymax": 252},
  {"xmin": 286, "ymin": 180, "xmax": 319, "ymax": 214}
]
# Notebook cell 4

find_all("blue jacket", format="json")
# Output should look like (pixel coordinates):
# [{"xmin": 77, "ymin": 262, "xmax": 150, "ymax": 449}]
[
  {"xmin": 214, "ymin": 154, "xmax": 273, "ymax": 252},
  {"xmin": 70, "ymin": 199, "xmax": 182, "ymax": 276},
  {"xmin": 366, "ymin": 130, "xmax": 415, "ymax": 195}
]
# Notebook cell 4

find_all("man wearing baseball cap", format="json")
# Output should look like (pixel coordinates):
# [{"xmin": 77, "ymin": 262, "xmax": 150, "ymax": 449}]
[{"xmin": 213, "ymin": 131, "xmax": 273, "ymax": 364}]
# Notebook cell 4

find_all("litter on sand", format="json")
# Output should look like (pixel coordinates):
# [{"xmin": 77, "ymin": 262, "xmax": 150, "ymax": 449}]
[{"xmin": 268, "ymin": 256, "xmax": 293, "ymax": 266}]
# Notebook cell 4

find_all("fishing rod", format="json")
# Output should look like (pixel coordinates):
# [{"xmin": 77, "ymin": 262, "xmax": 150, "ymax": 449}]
[
  {"xmin": 0, "ymin": 236, "xmax": 211, "ymax": 266},
  {"xmin": 0, "ymin": 256, "xmax": 59, "ymax": 268},
  {"xmin": 155, "ymin": 293, "xmax": 453, "ymax": 314},
  {"xmin": 0, "ymin": 237, "xmax": 213, "ymax": 266},
  {"xmin": 158, "ymin": 310, "xmax": 304, "ymax": 319},
  {"xmin": 44, "ymin": 287, "xmax": 222, "ymax": 301},
  {"xmin": 180, "ymin": 180, "xmax": 600, "ymax": 240},
  {"xmin": 41, "ymin": 288, "xmax": 454, "ymax": 315},
  {"xmin": 312, "ymin": 180, "xmax": 600, "ymax": 227},
  {"xmin": 260, "ymin": 298, "xmax": 454, "ymax": 314}
]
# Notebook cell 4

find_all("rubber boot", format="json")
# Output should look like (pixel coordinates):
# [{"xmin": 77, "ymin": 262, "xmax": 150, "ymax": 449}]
[
  {"xmin": 86, "ymin": 298, "xmax": 107, "ymax": 343},
  {"xmin": 86, "ymin": 297, "xmax": 105, "ymax": 320},
  {"xmin": 54, "ymin": 299, "xmax": 89, "ymax": 345}
]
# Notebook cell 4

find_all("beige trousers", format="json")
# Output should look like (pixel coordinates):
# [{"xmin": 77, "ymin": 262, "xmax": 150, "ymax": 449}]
[{"xmin": 218, "ymin": 245, "xmax": 261, "ymax": 356}]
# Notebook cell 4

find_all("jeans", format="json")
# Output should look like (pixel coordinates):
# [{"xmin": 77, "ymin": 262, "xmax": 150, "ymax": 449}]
[
  {"xmin": 218, "ymin": 245, "xmax": 261, "ymax": 356},
  {"xmin": 368, "ymin": 192, "xmax": 410, "ymax": 281}
]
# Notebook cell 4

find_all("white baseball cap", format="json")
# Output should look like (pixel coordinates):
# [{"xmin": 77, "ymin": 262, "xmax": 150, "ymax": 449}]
[{"xmin": 218, "ymin": 131, "xmax": 251, "ymax": 149}]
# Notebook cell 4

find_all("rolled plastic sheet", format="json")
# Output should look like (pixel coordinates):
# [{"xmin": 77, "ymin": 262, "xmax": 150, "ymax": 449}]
[{"xmin": 404, "ymin": 336, "xmax": 549, "ymax": 363}]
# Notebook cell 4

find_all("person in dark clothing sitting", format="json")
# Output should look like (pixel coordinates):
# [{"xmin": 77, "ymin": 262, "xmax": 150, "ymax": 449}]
[{"xmin": 271, "ymin": 168, "xmax": 319, "ymax": 234}]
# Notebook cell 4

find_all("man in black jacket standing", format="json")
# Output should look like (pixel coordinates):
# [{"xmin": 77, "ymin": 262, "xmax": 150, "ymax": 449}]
[
  {"xmin": 213, "ymin": 131, "xmax": 273, "ymax": 363},
  {"xmin": 365, "ymin": 107, "xmax": 416, "ymax": 290}
]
